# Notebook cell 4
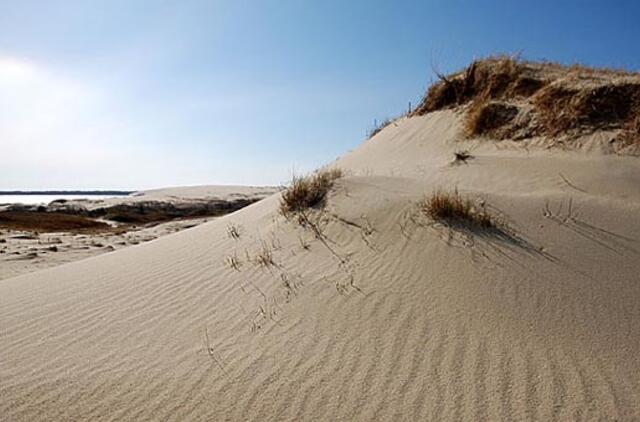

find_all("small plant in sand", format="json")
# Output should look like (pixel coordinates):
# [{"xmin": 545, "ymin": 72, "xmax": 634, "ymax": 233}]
[
  {"xmin": 453, "ymin": 150, "xmax": 474, "ymax": 164},
  {"xmin": 279, "ymin": 168, "xmax": 343, "ymax": 219},
  {"xmin": 225, "ymin": 253, "xmax": 242, "ymax": 271},
  {"xmin": 421, "ymin": 190, "xmax": 496, "ymax": 230},
  {"xmin": 367, "ymin": 117, "xmax": 394, "ymax": 138},
  {"xmin": 254, "ymin": 242, "xmax": 276, "ymax": 268},
  {"xmin": 227, "ymin": 223, "xmax": 241, "ymax": 240}
]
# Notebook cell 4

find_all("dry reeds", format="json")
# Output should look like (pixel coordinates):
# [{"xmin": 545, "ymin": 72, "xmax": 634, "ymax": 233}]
[
  {"xmin": 421, "ymin": 190, "xmax": 495, "ymax": 230},
  {"xmin": 464, "ymin": 100, "xmax": 519, "ymax": 137},
  {"xmin": 279, "ymin": 168, "xmax": 343, "ymax": 218},
  {"xmin": 413, "ymin": 56, "xmax": 540, "ymax": 115},
  {"xmin": 533, "ymin": 82, "xmax": 640, "ymax": 136}
]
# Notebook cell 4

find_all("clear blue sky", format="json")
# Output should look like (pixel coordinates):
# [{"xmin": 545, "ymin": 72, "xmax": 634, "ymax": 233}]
[{"xmin": 2, "ymin": 0, "xmax": 639, "ymax": 190}]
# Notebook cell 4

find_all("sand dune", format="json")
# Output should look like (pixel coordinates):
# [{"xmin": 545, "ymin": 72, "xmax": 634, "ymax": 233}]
[{"xmin": 2, "ymin": 61, "xmax": 640, "ymax": 420}]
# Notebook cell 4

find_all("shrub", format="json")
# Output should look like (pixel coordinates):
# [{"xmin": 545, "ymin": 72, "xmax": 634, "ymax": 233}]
[
  {"xmin": 279, "ymin": 168, "xmax": 343, "ymax": 217},
  {"xmin": 420, "ymin": 190, "xmax": 495, "ymax": 230}
]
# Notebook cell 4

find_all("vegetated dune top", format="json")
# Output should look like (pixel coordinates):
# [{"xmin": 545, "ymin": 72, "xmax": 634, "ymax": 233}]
[
  {"xmin": 1, "ymin": 60, "xmax": 640, "ymax": 421},
  {"xmin": 411, "ymin": 56, "xmax": 640, "ymax": 154}
]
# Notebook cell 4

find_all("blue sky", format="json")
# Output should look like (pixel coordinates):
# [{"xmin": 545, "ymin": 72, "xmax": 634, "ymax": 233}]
[{"xmin": 2, "ymin": 0, "xmax": 639, "ymax": 190}]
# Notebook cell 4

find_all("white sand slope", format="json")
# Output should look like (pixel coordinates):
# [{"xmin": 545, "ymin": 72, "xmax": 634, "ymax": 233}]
[
  {"xmin": 59, "ymin": 184, "xmax": 280, "ymax": 210},
  {"xmin": 1, "ymin": 111, "xmax": 640, "ymax": 421}
]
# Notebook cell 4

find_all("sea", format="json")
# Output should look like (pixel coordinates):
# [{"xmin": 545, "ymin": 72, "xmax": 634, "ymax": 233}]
[{"xmin": 0, "ymin": 194, "xmax": 127, "ymax": 205}]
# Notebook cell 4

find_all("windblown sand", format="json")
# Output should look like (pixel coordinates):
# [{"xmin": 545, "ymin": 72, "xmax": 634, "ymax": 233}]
[
  {"xmin": 0, "ymin": 185, "xmax": 278, "ymax": 281},
  {"xmin": 1, "ymin": 111, "xmax": 639, "ymax": 420}
]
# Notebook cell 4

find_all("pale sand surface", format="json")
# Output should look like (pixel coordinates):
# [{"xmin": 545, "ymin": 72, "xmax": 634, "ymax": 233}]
[
  {"xmin": 53, "ymin": 184, "xmax": 280, "ymax": 210},
  {"xmin": 1, "ymin": 111, "xmax": 640, "ymax": 420},
  {"xmin": 0, "ymin": 217, "xmax": 211, "ymax": 281},
  {"xmin": 0, "ymin": 185, "xmax": 279, "ymax": 281}
]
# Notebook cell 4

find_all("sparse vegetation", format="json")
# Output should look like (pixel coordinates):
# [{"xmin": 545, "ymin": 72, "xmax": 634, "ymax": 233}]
[
  {"xmin": 533, "ymin": 82, "xmax": 640, "ymax": 136},
  {"xmin": 464, "ymin": 100, "xmax": 519, "ymax": 138},
  {"xmin": 412, "ymin": 56, "xmax": 640, "ymax": 149},
  {"xmin": 0, "ymin": 211, "xmax": 112, "ymax": 233},
  {"xmin": 367, "ymin": 117, "xmax": 394, "ymax": 139},
  {"xmin": 279, "ymin": 168, "xmax": 343, "ymax": 218},
  {"xmin": 413, "ymin": 55, "xmax": 533, "ymax": 115},
  {"xmin": 225, "ymin": 253, "xmax": 242, "ymax": 271},
  {"xmin": 420, "ymin": 190, "xmax": 496, "ymax": 230},
  {"xmin": 254, "ymin": 242, "xmax": 276, "ymax": 268},
  {"xmin": 453, "ymin": 150, "xmax": 474, "ymax": 164},
  {"xmin": 227, "ymin": 223, "xmax": 241, "ymax": 240}
]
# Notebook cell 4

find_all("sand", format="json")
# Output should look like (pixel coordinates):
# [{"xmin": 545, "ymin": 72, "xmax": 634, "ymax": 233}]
[
  {"xmin": 1, "ymin": 111, "xmax": 639, "ymax": 420},
  {"xmin": 0, "ymin": 217, "xmax": 212, "ymax": 281},
  {"xmin": 0, "ymin": 185, "xmax": 278, "ymax": 281}
]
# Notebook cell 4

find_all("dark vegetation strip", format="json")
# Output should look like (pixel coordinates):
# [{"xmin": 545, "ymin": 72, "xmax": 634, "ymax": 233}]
[{"xmin": 0, "ymin": 198, "xmax": 262, "ymax": 233}]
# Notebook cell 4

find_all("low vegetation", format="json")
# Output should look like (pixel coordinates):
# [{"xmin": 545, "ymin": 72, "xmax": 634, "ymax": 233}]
[
  {"xmin": 0, "ymin": 211, "xmax": 112, "ymax": 233},
  {"xmin": 453, "ymin": 150, "xmax": 474, "ymax": 164},
  {"xmin": 412, "ymin": 55, "xmax": 538, "ymax": 115},
  {"xmin": 279, "ymin": 168, "xmax": 343, "ymax": 218},
  {"xmin": 367, "ymin": 118, "xmax": 394, "ymax": 139},
  {"xmin": 412, "ymin": 55, "xmax": 640, "ymax": 149},
  {"xmin": 533, "ymin": 82, "xmax": 640, "ymax": 136},
  {"xmin": 420, "ymin": 190, "xmax": 496, "ymax": 230},
  {"xmin": 464, "ymin": 100, "xmax": 519, "ymax": 138}
]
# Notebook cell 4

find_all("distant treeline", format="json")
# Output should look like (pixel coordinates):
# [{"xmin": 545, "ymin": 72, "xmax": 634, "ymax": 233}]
[{"xmin": 0, "ymin": 191, "xmax": 133, "ymax": 195}]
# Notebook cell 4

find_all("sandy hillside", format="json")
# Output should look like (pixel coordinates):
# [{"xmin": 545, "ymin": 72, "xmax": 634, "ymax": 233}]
[
  {"xmin": 1, "ymin": 59, "xmax": 640, "ymax": 421},
  {"xmin": 57, "ymin": 185, "xmax": 280, "ymax": 210},
  {"xmin": 0, "ymin": 185, "xmax": 279, "ymax": 281}
]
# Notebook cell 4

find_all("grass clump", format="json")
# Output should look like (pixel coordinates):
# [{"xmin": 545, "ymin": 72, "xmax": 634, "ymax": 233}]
[
  {"xmin": 464, "ymin": 100, "xmax": 519, "ymax": 137},
  {"xmin": 421, "ymin": 190, "xmax": 495, "ymax": 230},
  {"xmin": 533, "ymin": 82, "xmax": 640, "ymax": 136},
  {"xmin": 413, "ymin": 56, "xmax": 535, "ymax": 115},
  {"xmin": 279, "ymin": 168, "xmax": 343, "ymax": 218}
]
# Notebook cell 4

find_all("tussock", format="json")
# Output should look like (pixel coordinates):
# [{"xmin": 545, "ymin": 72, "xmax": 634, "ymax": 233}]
[
  {"xmin": 464, "ymin": 100, "xmax": 519, "ymax": 138},
  {"xmin": 412, "ymin": 56, "xmax": 536, "ymax": 115},
  {"xmin": 413, "ymin": 56, "xmax": 640, "ymax": 150},
  {"xmin": 279, "ymin": 168, "xmax": 343, "ymax": 218},
  {"xmin": 533, "ymin": 82, "xmax": 640, "ymax": 135},
  {"xmin": 421, "ymin": 190, "xmax": 495, "ymax": 230}
]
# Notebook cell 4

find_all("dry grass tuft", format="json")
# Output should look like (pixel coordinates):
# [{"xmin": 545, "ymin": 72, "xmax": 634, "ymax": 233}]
[
  {"xmin": 279, "ymin": 168, "xmax": 343, "ymax": 218},
  {"xmin": 464, "ymin": 100, "xmax": 519, "ymax": 137},
  {"xmin": 421, "ymin": 190, "xmax": 495, "ymax": 230},
  {"xmin": 453, "ymin": 150, "xmax": 473, "ymax": 164},
  {"xmin": 413, "ymin": 56, "xmax": 541, "ymax": 115},
  {"xmin": 533, "ymin": 82, "xmax": 640, "ymax": 136}
]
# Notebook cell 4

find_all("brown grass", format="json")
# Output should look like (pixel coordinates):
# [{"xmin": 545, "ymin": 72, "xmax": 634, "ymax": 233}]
[
  {"xmin": 413, "ymin": 56, "xmax": 543, "ymax": 115},
  {"xmin": 279, "ymin": 168, "xmax": 343, "ymax": 217},
  {"xmin": 413, "ymin": 56, "xmax": 640, "ymax": 147},
  {"xmin": 533, "ymin": 82, "xmax": 640, "ymax": 136},
  {"xmin": 464, "ymin": 100, "xmax": 519, "ymax": 137},
  {"xmin": 421, "ymin": 190, "xmax": 495, "ymax": 230},
  {"xmin": 0, "ymin": 211, "xmax": 112, "ymax": 233}
]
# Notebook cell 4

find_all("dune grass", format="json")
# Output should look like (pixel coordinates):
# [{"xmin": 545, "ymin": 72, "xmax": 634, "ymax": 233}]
[
  {"xmin": 420, "ymin": 190, "xmax": 495, "ymax": 230},
  {"xmin": 279, "ymin": 168, "xmax": 343, "ymax": 218},
  {"xmin": 412, "ymin": 56, "xmax": 537, "ymax": 115}
]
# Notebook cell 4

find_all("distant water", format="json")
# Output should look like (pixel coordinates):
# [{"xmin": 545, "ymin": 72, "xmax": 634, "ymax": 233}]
[{"xmin": 0, "ymin": 194, "xmax": 127, "ymax": 205}]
